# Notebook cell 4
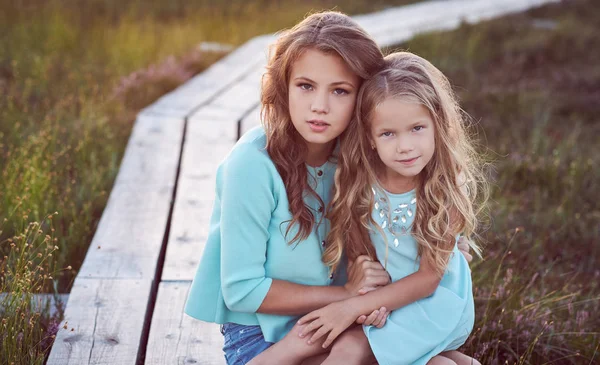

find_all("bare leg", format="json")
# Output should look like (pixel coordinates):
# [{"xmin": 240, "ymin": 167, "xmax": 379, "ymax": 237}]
[
  {"xmin": 427, "ymin": 356, "xmax": 457, "ymax": 365},
  {"xmin": 321, "ymin": 326, "xmax": 375, "ymax": 365},
  {"xmin": 301, "ymin": 354, "xmax": 328, "ymax": 365},
  {"xmin": 440, "ymin": 351, "xmax": 481, "ymax": 365},
  {"xmin": 247, "ymin": 323, "xmax": 328, "ymax": 365}
]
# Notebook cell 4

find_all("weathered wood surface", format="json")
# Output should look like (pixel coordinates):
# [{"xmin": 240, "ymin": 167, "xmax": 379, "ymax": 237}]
[
  {"xmin": 145, "ymin": 282, "xmax": 224, "ymax": 365},
  {"xmin": 76, "ymin": 115, "xmax": 184, "ymax": 280},
  {"xmin": 141, "ymin": 35, "xmax": 275, "ymax": 119},
  {"xmin": 48, "ymin": 278, "xmax": 152, "ymax": 365},
  {"xmin": 355, "ymin": 0, "xmax": 560, "ymax": 47},
  {"xmin": 240, "ymin": 105, "xmax": 262, "ymax": 137},
  {"xmin": 160, "ymin": 114, "xmax": 238, "ymax": 282},
  {"xmin": 49, "ymin": 1, "xmax": 559, "ymax": 364},
  {"xmin": 161, "ymin": 63, "xmax": 265, "ymax": 282},
  {"xmin": 47, "ymin": 114, "xmax": 185, "ymax": 364}
]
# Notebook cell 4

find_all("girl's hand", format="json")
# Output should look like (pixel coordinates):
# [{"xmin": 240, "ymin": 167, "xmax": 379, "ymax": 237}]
[
  {"xmin": 344, "ymin": 255, "xmax": 390, "ymax": 296},
  {"xmin": 297, "ymin": 300, "xmax": 358, "ymax": 348},
  {"xmin": 355, "ymin": 307, "xmax": 389, "ymax": 328},
  {"xmin": 457, "ymin": 236, "xmax": 473, "ymax": 263}
]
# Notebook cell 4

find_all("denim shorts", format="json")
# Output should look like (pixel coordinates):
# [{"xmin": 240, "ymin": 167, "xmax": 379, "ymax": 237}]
[{"xmin": 221, "ymin": 323, "xmax": 274, "ymax": 365}]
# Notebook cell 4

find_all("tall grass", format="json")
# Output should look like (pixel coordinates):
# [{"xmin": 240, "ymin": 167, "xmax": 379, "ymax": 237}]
[
  {"xmin": 392, "ymin": 0, "xmax": 599, "ymax": 362},
  {"xmin": 0, "ymin": 212, "xmax": 67, "ymax": 365}
]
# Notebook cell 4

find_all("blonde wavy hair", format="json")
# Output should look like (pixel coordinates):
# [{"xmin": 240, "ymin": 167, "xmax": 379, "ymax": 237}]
[
  {"xmin": 324, "ymin": 52, "xmax": 488, "ymax": 277},
  {"xmin": 261, "ymin": 11, "xmax": 384, "ymax": 244}
]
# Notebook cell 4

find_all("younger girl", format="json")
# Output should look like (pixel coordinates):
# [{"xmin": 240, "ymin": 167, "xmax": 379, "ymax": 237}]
[{"xmin": 301, "ymin": 51, "xmax": 487, "ymax": 364}]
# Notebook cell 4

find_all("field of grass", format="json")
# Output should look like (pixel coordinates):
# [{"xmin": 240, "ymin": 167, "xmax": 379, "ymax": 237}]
[{"xmin": 389, "ymin": 0, "xmax": 598, "ymax": 362}]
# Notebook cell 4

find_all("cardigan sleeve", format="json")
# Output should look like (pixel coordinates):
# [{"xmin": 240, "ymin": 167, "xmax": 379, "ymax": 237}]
[{"xmin": 218, "ymin": 144, "xmax": 276, "ymax": 313}]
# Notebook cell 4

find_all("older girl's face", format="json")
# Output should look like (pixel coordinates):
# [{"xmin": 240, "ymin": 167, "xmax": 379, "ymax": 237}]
[{"xmin": 288, "ymin": 49, "xmax": 360, "ymax": 156}]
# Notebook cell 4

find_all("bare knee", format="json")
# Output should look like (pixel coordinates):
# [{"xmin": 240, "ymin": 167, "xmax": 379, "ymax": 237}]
[
  {"xmin": 440, "ymin": 350, "xmax": 481, "ymax": 365},
  {"xmin": 249, "ymin": 323, "xmax": 326, "ymax": 365},
  {"xmin": 427, "ymin": 356, "xmax": 457, "ymax": 365},
  {"xmin": 328, "ymin": 327, "xmax": 373, "ymax": 364}
]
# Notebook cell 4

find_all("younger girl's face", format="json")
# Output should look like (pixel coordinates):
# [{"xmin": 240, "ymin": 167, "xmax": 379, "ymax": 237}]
[
  {"xmin": 370, "ymin": 98, "xmax": 435, "ymax": 189},
  {"xmin": 288, "ymin": 49, "xmax": 360, "ymax": 153}
]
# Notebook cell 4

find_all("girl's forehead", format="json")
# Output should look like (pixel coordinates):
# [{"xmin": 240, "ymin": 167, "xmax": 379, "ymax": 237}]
[
  {"xmin": 372, "ymin": 98, "xmax": 432, "ymax": 125},
  {"xmin": 290, "ymin": 48, "xmax": 359, "ymax": 86}
]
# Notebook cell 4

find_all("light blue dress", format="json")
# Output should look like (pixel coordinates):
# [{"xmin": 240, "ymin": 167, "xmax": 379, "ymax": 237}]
[{"xmin": 363, "ymin": 188, "xmax": 474, "ymax": 365}]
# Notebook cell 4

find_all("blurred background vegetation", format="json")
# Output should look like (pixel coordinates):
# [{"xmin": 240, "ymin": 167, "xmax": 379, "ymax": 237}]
[{"xmin": 0, "ymin": 0, "xmax": 597, "ymax": 363}]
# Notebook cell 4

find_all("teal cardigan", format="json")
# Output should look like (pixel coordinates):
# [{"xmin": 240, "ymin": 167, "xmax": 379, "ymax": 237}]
[{"xmin": 184, "ymin": 127, "xmax": 346, "ymax": 343}]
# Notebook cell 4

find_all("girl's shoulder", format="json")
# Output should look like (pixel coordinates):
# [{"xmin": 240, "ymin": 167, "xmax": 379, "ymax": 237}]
[
  {"xmin": 237, "ymin": 125, "xmax": 267, "ymax": 147},
  {"xmin": 219, "ymin": 126, "xmax": 281, "ymax": 186},
  {"xmin": 225, "ymin": 126, "xmax": 270, "ymax": 166}
]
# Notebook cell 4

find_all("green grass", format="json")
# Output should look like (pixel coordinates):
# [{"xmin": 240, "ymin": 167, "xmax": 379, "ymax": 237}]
[{"xmin": 390, "ymin": 0, "xmax": 599, "ymax": 362}]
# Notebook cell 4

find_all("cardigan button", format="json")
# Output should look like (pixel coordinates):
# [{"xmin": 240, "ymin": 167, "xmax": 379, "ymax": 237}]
[{"xmin": 317, "ymin": 170, "xmax": 323, "ymax": 177}]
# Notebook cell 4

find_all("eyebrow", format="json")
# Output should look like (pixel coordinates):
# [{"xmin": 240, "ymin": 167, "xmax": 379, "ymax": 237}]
[
  {"xmin": 293, "ymin": 76, "xmax": 356, "ymax": 89},
  {"xmin": 408, "ymin": 120, "xmax": 430, "ymax": 127},
  {"xmin": 374, "ymin": 120, "xmax": 430, "ymax": 131}
]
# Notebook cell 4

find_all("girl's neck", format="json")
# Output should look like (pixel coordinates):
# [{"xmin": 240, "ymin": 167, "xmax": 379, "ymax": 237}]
[
  {"xmin": 305, "ymin": 141, "xmax": 335, "ymax": 167},
  {"xmin": 379, "ymin": 168, "xmax": 418, "ymax": 194}
]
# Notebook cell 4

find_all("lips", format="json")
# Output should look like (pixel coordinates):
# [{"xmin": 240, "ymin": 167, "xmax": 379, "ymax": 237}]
[
  {"xmin": 396, "ymin": 157, "xmax": 419, "ymax": 165},
  {"xmin": 307, "ymin": 120, "xmax": 330, "ymax": 133},
  {"xmin": 307, "ymin": 120, "xmax": 329, "ymax": 127}
]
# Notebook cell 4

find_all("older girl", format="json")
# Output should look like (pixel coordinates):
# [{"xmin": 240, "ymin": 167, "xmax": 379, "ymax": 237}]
[{"xmin": 184, "ymin": 12, "xmax": 391, "ymax": 365}]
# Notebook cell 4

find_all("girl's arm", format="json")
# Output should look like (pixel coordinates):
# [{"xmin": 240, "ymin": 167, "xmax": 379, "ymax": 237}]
[
  {"xmin": 258, "ymin": 256, "xmax": 390, "ymax": 315},
  {"xmin": 219, "ymin": 145, "xmax": 389, "ymax": 316},
  {"xmin": 297, "ymin": 253, "xmax": 443, "ymax": 347},
  {"xmin": 343, "ymin": 254, "xmax": 441, "ymax": 315}
]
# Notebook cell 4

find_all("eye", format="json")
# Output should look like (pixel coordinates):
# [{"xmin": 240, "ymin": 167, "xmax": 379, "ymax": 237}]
[
  {"xmin": 382, "ymin": 131, "xmax": 394, "ymax": 137},
  {"xmin": 333, "ymin": 88, "xmax": 349, "ymax": 95},
  {"xmin": 413, "ymin": 125, "xmax": 424, "ymax": 132},
  {"xmin": 299, "ymin": 83, "xmax": 313, "ymax": 91}
]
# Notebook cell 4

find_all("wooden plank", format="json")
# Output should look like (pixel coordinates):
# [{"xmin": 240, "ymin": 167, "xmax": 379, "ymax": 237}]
[
  {"xmin": 462, "ymin": 0, "xmax": 560, "ymax": 24},
  {"xmin": 239, "ymin": 105, "xmax": 261, "ymax": 137},
  {"xmin": 211, "ymin": 79, "xmax": 260, "ymax": 113},
  {"xmin": 358, "ymin": 0, "xmax": 559, "ymax": 48},
  {"xmin": 77, "ymin": 115, "xmax": 184, "ymax": 279},
  {"xmin": 160, "ymin": 62, "xmax": 265, "ymax": 281},
  {"xmin": 142, "ymin": 35, "xmax": 274, "ymax": 118},
  {"xmin": 161, "ymin": 111, "xmax": 238, "ymax": 281},
  {"xmin": 47, "ymin": 278, "xmax": 152, "ymax": 365},
  {"xmin": 211, "ymin": 66, "xmax": 264, "ymax": 113},
  {"xmin": 145, "ymin": 282, "xmax": 224, "ymax": 365}
]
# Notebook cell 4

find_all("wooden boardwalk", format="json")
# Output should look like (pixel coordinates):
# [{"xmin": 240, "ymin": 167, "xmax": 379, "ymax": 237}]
[{"xmin": 46, "ymin": 1, "xmax": 558, "ymax": 364}]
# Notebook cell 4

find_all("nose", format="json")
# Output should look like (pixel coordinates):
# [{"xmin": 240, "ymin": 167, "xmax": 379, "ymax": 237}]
[
  {"xmin": 310, "ymin": 90, "xmax": 329, "ymax": 114},
  {"xmin": 396, "ymin": 135, "xmax": 414, "ymax": 154}
]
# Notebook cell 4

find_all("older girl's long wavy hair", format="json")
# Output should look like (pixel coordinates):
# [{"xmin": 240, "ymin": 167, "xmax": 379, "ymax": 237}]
[
  {"xmin": 324, "ymin": 52, "xmax": 488, "ymax": 276},
  {"xmin": 261, "ymin": 11, "xmax": 384, "ymax": 244}
]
